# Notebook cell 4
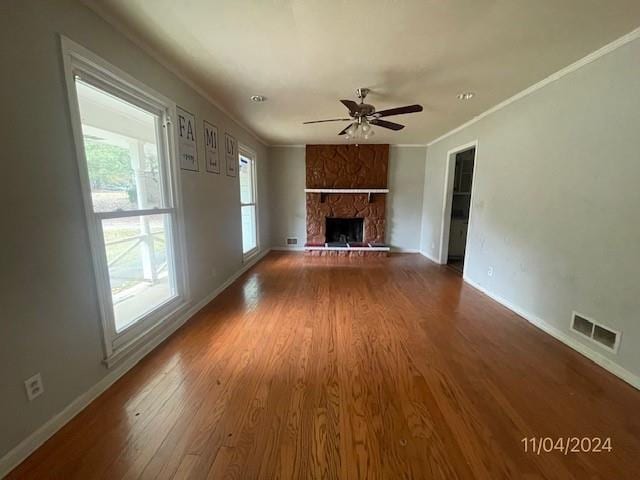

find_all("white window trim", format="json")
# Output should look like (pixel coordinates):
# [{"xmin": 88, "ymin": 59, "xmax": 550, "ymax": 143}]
[
  {"xmin": 61, "ymin": 36, "xmax": 190, "ymax": 366},
  {"xmin": 239, "ymin": 145, "xmax": 259, "ymax": 261}
]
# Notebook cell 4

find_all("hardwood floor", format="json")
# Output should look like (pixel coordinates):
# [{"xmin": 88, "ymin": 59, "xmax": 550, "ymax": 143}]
[{"xmin": 8, "ymin": 252, "xmax": 640, "ymax": 479}]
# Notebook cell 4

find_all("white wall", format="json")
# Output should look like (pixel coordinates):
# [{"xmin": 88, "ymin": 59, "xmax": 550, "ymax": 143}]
[
  {"xmin": 0, "ymin": 0, "xmax": 270, "ymax": 462},
  {"xmin": 388, "ymin": 146, "xmax": 426, "ymax": 250},
  {"xmin": 268, "ymin": 147, "xmax": 307, "ymax": 248},
  {"xmin": 420, "ymin": 36, "xmax": 640, "ymax": 382},
  {"xmin": 268, "ymin": 145, "xmax": 426, "ymax": 251}
]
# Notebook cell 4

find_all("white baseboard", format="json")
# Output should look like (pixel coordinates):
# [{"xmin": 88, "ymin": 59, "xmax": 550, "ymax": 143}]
[
  {"xmin": 419, "ymin": 250, "xmax": 442, "ymax": 264},
  {"xmin": 0, "ymin": 248, "xmax": 271, "ymax": 478},
  {"xmin": 463, "ymin": 276, "xmax": 640, "ymax": 391},
  {"xmin": 390, "ymin": 247, "xmax": 420, "ymax": 253}
]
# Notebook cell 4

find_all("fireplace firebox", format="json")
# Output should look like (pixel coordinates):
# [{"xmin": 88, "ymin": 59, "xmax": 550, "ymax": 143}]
[{"xmin": 325, "ymin": 217, "xmax": 364, "ymax": 244}]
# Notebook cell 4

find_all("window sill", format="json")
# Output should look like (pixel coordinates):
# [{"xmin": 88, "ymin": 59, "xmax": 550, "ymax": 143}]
[
  {"xmin": 103, "ymin": 298, "xmax": 189, "ymax": 368},
  {"xmin": 243, "ymin": 247, "xmax": 260, "ymax": 264}
]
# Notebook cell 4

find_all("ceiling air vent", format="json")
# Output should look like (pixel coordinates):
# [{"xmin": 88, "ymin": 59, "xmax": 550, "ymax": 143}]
[
  {"xmin": 286, "ymin": 237, "xmax": 298, "ymax": 246},
  {"xmin": 571, "ymin": 312, "xmax": 620, "ymax": 353}
]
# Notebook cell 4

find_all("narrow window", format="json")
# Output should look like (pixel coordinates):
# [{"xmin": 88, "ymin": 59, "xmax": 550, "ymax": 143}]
[{"xmin": 239, "ymin": 149, "xmax": 258, "ymax": 258}]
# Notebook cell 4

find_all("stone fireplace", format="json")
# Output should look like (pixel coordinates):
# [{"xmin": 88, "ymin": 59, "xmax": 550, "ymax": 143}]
[{"xmin": 305, "ymin": 144, "xmax": 389, "ymax": 255}]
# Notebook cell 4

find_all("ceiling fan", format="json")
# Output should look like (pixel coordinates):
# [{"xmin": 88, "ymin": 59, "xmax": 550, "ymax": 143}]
[{"xmin": 303, "ymin": 88, "xmax": 423, "ymax": 139}]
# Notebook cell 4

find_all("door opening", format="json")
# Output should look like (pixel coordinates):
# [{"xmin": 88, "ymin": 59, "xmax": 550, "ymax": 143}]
[{"xmin": 446, "ymin": 147, "xmax": 475, "ymax": 274}]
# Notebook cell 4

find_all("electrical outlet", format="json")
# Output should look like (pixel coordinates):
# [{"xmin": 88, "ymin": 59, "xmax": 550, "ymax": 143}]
[
  {"xmin": 210, "ymin": 267, "xmax": 218, "ymax": 278},
  {"xmin": 487, "ymin": 267, "xmax": 494, "ymax": 277},
  {"xmin": 24, "ymin": 373, "xmax": 44, "ymax": 401},
  {"xmin": 431, "ymin": 242, "xmax": 435, "ymax": 250}
]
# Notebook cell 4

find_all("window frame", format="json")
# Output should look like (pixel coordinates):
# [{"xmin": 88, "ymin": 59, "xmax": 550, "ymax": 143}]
[
  {"xmin": 61, "ymin": 36, "xmax": 190, "ymax": 366},
  {"xmin": 238, "ymin": 145, "xmax": 259, "ymax": 261}
]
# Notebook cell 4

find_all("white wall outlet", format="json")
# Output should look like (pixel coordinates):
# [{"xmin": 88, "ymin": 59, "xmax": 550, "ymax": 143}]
[
  {"xmin": 431, "ymin": 242, "xmax": 435, "ymax": 250},
  {"xmin": 24, "ymin": 373, "xmax": 44, "ymax": 401},
  {"xmin": 487, "ymin": 266, "xmax": 494, "ymax": 277},
  {"xmin": 210, "ymin": 267, "xmax": 218, "ymax": 278}
]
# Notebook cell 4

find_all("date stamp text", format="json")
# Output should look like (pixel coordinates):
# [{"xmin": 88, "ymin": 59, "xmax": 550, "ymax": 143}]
[{"xmin": 521, "ymin": 437, "xmax": 612, "ymax": 455}]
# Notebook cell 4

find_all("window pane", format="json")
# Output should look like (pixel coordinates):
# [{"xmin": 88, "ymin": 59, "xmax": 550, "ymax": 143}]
[
  {"xmin": 102, "ymin": 214, "xmax": 176, "ymax": 332},
  {"xmin": 76, "ymin": 80, "xmax": 164, "ymax": 212},
  {"xmin": 241, "ymin": 205, "xmax": 257, "ymax": 254},
  {"xmin": 239, "ymin": 155, "xmax": 253, "ymax": 204}
]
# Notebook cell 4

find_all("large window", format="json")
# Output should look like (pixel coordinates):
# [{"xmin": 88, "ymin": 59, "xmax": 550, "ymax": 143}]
[
  {"xmin": 239, "ymin": 149, "xmax": 258, "ymax": 258},
  {"xmin": 63, "ymin": 39, "xmax": 187, "ymax": 362}
]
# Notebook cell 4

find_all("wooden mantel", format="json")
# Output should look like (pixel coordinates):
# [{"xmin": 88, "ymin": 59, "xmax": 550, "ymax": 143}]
[{"xmin": 304, "ymin": 188, "xmax": 389, "ymax": 203}]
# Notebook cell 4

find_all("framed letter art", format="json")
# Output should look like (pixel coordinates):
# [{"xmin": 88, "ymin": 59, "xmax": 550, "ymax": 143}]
[
  {"xmin": 204, "ymin": 121, "xmax": 219, "ymax": 174},
  {"xmin": 224, "ymin": 132, "xmax": 238, "ymax": 177},
  {"xmin": 176, "ymin": 106, "xmax": 198, "ymax": 171}
]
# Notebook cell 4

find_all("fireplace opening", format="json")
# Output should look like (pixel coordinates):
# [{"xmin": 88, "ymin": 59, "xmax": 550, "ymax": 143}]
[{"xmin": 326, "ymin": 217, "xmax": 364, "ymax": 245}]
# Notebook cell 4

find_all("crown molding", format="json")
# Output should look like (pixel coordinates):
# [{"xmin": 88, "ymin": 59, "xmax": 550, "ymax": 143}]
[
  {"xmin": 85, "ymin": 2, "xmax": 268, "ymax": 147},
  {"xmin": 427, "ymin": 26, "xmax": 640, "ymax": 147},
  {"xmin": 83, "ymin": 1, "xmax": 639, "ymax": 151}
]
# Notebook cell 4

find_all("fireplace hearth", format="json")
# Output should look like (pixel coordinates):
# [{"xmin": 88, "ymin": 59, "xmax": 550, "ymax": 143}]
[{"xmin": 326, "ymin": 217, "xmax": 363, "ymax": 244}]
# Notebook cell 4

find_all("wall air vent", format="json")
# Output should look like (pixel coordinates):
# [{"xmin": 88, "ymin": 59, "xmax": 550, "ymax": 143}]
[
  {"xmin": 571, "ymin": 312, "xmax": 620, "ymax": 353},
  {"xmin": 572, "ymin": 314, "xmax": 594, "ymax": 337},
  {"xmin": 286, "ymin": 237, "xmax": 298, "ymax": 246},
  {"xmin": 593, "ymin": 325, "xmax": 618, "ymax": 350}
]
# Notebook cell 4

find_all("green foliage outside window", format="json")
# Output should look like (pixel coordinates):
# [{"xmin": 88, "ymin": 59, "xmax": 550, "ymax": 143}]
[{"xmin": 84, "ymin": 139, "xmax": 133, "ymax": 191}]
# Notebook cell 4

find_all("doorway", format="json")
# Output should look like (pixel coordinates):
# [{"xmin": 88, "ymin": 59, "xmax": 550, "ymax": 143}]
[{"xmin": 440, "ymin": 144, "xmax": 477, "ymax": 275}]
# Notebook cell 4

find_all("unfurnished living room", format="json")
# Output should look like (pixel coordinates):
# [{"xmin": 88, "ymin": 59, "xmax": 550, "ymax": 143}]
[{"xmin": 2, "ymin": 1, "xmax": 640, "ymax": 479}]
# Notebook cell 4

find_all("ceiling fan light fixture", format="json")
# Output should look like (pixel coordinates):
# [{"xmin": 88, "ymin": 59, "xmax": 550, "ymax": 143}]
[{"xmin": 344, "ymin": 118, "xmax": 376, "ymax": 141}]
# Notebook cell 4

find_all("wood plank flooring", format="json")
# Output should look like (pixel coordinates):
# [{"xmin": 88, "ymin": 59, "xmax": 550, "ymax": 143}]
[{"xmin": 8, "ymin": 252, "xmax": 640, "ymax": 479}]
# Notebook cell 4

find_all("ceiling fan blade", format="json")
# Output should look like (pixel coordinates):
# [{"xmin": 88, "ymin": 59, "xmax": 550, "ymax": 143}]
[
  {"xmin": 370, "ymin": 119, "xmax": 404, "ymax": 131},
  {"xmin": 373, "ymin": 104, "xmax": 423, "ymax": 118},
  {"xmin": 303, "ymin": 118, "xmax": 352, "ymax": 124},
  {"xmin": 338, "ymin": 123, "xmax": 354, "ymax": 135},
  {"xmin": 340, "ymin": 99, "xmax": 359, "ymax": 114}
]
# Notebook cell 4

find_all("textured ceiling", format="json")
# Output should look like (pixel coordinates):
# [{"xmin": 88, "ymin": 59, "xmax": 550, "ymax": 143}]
[{"xmin": 86, "ymin": 0, "xmax": 640, "ymax": 145}]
